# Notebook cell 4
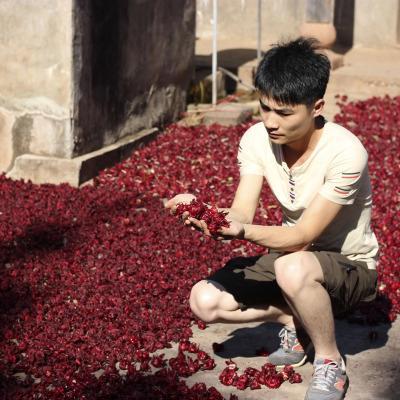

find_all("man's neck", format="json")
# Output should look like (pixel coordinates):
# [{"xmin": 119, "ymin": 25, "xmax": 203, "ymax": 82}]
[{"xmin": 284, "ymin": 116, "xmax": 325, "ymax": 169}]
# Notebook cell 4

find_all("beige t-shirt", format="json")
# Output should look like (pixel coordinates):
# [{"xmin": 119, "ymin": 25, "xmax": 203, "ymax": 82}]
[{"xmin": 238, "ymin": 120, "xmax": 379, "ymax": 269}]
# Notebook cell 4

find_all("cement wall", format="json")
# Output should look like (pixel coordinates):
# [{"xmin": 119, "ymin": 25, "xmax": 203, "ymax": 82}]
[
  {"xmin": 1, "ymin": 0, "xmax": 196, "ymax": 185},
  {"xmin": 0, "ymin": 0, "xmax": 73, "ymax": 108},
  {"xmin": 0, "ymin": 0, "xmax": 73, "ymax": 172},
  {"xmin": 354, "ymin": 0, "xmax": 400, "ymax": 48},
  {"xmin": 196, "ymin": 0, "xmax": 400, "ymax": 49},
  {"xmin": 196, "ymin": 0, "xmax": 307, "ymax": 45}
]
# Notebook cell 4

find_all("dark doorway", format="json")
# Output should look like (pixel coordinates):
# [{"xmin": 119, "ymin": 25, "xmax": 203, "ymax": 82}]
[{"xmin": 334, "ymin": 0, "xmax": 355, "ymax": 51}]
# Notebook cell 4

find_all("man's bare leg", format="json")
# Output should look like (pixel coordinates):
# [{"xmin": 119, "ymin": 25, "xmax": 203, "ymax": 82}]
[
  {"xmin": 274, "ymin": 251, "xmax": 341, "ymax": 364},
  {"xmin": 189, "ymin": 279, "xmax": 297, "ymax": 327}
]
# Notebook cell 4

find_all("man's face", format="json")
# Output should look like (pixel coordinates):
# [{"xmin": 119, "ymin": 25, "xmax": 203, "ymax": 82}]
[{"xmin": 259, "ymin": 95, "xmax": 318, "ymax": 145}]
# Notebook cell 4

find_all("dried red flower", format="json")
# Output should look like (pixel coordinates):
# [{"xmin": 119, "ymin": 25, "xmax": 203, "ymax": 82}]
[
  {"xmin": 265, "ymin": 373, "xmax": 283, "ymax": 389},
  {"xmin": 197, "ymin": 351, "xmax": 209, "ymax": 361},
  {"xmin": 201, "ymin": 358, "xmax": 216, "ymax": 371},
  {"xmin": 289, "ymin": 372, "xmax": 302, "ymax": 384},
  {"xmin": 175, "ymin": 199, "xmax": 230, "ymax": 235},
  {"xmin": 0, "ymin": 95, "xmax": 398, "ymax": 397}
]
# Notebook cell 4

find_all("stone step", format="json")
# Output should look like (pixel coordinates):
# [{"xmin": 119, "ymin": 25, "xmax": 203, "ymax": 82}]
[
  {"xmin": 6, "ymin": 128, "xmax": 159, "ymax": 187},
  {"xmin": 327, "ymin": 47, "xmax": 400, "ymax": 98}
]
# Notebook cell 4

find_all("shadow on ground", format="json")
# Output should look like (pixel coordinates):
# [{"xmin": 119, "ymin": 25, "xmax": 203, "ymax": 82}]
[{"xmin": 212, "ymin": 319, "xmax": 391, "ymax": 361}]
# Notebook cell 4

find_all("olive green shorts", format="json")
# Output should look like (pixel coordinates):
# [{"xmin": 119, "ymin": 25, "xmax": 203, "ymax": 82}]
[{"xmin": 207, "ymin": 250, "xmax": 378, "ymax": 315}]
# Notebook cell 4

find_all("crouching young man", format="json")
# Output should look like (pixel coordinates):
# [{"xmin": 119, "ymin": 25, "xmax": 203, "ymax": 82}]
[{"xmin": 165, "ymin": 37, "xmax": 378, "ymax": 400}]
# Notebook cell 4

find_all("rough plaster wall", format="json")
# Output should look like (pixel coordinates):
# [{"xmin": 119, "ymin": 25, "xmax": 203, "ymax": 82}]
[
  {"xmin": 0, "ymin": 0, "xmax": 73, "ymax": 107},
  {"xmin": 72, "ymin": 0, "xmax": 196, "ymax": 157},
  {"xmin": 196, "ymin": 0, "xmax": 307, "ymax": 46},
  {"xmin": 354, "ymin": 0, "xmax": 400, "ymax": 47},
  {"xmin": 197, "ymin": 0, "xmax": 400, "ymax": 49},
  {"xmin": 0, "ymin": 0, "xmax": 74, "ymax": 172}
]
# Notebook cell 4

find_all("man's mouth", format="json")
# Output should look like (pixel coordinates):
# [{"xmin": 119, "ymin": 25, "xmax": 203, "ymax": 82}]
[{"xmin": 268, "ymin": 132, "xmax": 282, "ymax": 139}]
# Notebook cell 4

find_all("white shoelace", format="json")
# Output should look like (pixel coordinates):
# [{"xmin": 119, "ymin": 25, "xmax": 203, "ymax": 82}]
[
  {"xmin": 312, "ymin": 361, "xmax": 339, "ymax": 391},
  {"xmin": 278, "ymin": 327, "xmax": 295, "ymax": 352}
]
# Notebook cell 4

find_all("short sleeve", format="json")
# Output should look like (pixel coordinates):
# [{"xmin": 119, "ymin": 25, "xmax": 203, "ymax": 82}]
[
  {"xmin": 319, "ymin": 146, "xmax": 369, "ymax": 205},
  {"xmin": 237, "ymin": 127, "xmax": 265, "ymax": 176}
]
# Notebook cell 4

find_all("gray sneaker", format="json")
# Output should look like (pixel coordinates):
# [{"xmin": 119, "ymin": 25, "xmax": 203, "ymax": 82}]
[
  {"xmin": 268, "ymin": 326, "xmax": 313, "ymax": 368},
  {"xmin": 305, "ymin": 358, "xmax": 349, "ymax": 400}
]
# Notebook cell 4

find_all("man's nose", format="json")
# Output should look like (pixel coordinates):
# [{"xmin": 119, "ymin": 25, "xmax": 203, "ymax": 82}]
[{"xmin": 262, "ymin": 112, "xmax": 279, "ymax": 130}]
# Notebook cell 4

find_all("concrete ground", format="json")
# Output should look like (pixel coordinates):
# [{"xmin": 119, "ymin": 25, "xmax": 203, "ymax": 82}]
[
  {"xmin": 173, "ymin": 40, "xmax": 400, "ymax": 399},
  {"xmin": 179, "ymin": 318, "xmax": 400, "ymax": 400}
]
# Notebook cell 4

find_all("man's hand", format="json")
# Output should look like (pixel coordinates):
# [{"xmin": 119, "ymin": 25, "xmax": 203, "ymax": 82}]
[
  {"xmin": 187, "ymin": 217, "xmax": 244, "ymax": 240},
  {"xmin": 165, "ymin": 194, "xmax": 245, "ymax": 239},
  {"xmin": 164, "ymin": 193, "xmax": 198, "ymax": 231},
  {"xmin": 164, "ymin": 194, "xmax": 196, "ymax": 215}
]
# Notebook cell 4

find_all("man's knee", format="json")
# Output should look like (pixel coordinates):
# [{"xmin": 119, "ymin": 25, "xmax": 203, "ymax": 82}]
[
  {"xmin": 189, "ymin": 280, "xmax": 225, "ymax": 323},
  {"xmin": 274, "ymin": 251, "xmax": 322, "ymax": 297}
]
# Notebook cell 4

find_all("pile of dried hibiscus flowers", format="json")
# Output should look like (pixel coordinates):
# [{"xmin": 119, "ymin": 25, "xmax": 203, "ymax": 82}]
[{"xmin": 0, "ymin": 95, "xmax": 398, "ymax": 398}]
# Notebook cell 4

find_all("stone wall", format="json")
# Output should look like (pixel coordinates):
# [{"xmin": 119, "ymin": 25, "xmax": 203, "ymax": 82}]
[{"xmin": 1, "ymin": 0, "xmax": 195, "ymax": 185}]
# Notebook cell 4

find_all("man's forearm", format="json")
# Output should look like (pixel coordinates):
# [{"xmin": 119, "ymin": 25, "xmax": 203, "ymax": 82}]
[
  {"xmin": 220, "ymin": 207, "xmax": 254, "ymax": 225},
  {"xmin": 242, "ymin": 223, "xmax": 311, "ymax": 252}
]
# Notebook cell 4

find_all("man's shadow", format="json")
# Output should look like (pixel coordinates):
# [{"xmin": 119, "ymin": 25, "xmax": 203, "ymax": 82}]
[{"xmin": 213, "ymin": 316, "xmax": 391, "ymax": 360}]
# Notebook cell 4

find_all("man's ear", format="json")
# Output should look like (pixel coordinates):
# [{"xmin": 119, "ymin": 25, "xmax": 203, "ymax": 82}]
[{"xmin": 312, "ymin": 99, "xmax": 325, "ymax": 117}]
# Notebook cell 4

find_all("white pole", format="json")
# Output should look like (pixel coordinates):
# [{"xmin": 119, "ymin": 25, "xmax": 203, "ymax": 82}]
[
  {"xmin": 212, "ymin": 0, "xmax": 218, "ymax": 107},
  {"xmin": 257, "ymin": 0, "xmax": 262, "ymax": 63}
]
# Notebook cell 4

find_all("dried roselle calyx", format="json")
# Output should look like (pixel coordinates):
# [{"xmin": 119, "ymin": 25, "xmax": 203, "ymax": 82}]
[
  {"xmin": 207, "ymin": 218, "xmax": 230, "ymax": 235},
  {"xmin": 175, "ymin": 199, "xmax": 230, "ymax": 234},
  {"xmin": 175, "ymin": 199, "xmax": 206, "ymax": 219},
  {"xmin": 187, "ymin": 199, "xmax": 207, "ymax": 219},
  {"xmin": 289, "ymin": 372, "xmax": 302, "ymax": 383},
  {"xmin": 175, "ymin": 203, "xmax": 191, "ymax": 217}
]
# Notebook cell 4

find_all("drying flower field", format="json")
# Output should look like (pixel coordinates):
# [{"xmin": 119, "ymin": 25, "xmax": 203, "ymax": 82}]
[{"xmin": 0, "ymin": 96, "xmax": 399, "ymax": 399}]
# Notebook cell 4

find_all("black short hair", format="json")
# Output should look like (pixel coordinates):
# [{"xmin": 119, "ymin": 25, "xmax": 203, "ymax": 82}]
[{"xmin": 254, "ymin": 37, "xmax": 331, "ymax": 108}]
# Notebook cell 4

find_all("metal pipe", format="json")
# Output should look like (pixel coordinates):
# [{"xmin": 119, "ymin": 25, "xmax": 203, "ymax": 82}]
[
  {"xmin": 218, "ymin": 66, "xmax": 256, "ymax": 91},
  {"xmin": 212, "ymin": 0, "xmax": 218, "ymax": 107}
]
